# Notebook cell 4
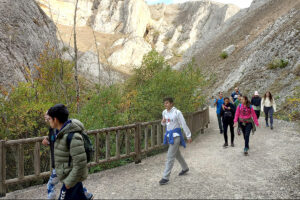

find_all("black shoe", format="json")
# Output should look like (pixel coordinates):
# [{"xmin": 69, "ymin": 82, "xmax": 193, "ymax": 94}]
[
  {"xmin": 159, "ymin": 178, "xmax": 169, "ymax": 185},
  {"xmin": 88, "ymin": 194, "xmax": 94, "ymax": 200},
  {"xmin": 231, "ymin": 142, "xmax": 234, "ymax": 147},
  {"xmin": 266, "ymin": 123, "xmax": 269, "ymax": 127},
  {"xmin": 223, "ymin": 142, "xmax": 228, "ymax": 147},
  {"xmin": 179, "ymin": 168, "xmax": 189, "ymax": 176},
  {"xmin": 220, "ymin": 130, "xmax": 223, "ymax": 134},
  {"xmin": 271, "ymin": 125, "xmax": 273, "ymax": 130}
]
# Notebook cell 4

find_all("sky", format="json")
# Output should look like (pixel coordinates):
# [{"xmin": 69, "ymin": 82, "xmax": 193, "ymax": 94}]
[{"xmin": 146, "ymin": 0, "xmax": 253, "ymax": 8}]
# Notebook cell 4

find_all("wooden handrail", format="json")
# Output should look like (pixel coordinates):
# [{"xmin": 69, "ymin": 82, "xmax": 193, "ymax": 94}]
[{"xmin": 0, "ymin": 107, "xmax": 209, "ymax": 197}]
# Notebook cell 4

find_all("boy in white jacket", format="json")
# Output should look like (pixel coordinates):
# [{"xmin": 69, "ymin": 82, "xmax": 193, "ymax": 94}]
[{"xmin": 159, "ymin": 97, "xmax": 192, "ymax": 185}]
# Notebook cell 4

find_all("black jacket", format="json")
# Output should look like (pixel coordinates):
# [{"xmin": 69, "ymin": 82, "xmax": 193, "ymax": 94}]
[
  {"xmin": 251, "ymin": 96, "xmax": 261, "ymax": 107},
  {"xmin": 220, "ymin": 103, "xmax": 236, "ymax": 122},
  {"xmin": 48, "ymin": 128, "xmax": 56, "ymax": 168}
]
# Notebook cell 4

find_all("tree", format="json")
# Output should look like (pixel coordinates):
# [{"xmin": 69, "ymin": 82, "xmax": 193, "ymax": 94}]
[{"xmin": 73, "ymin": 0, "xmax": 80, "ymax": 113}]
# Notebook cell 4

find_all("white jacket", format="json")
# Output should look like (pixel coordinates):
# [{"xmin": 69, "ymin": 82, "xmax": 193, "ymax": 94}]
[
  {"xmin": 161, "ymin": 107, "xmax": 192, "ymax": 139},
  {"xmin": 261, "ymin": 97, "xmax": 277, "ymax": 112}
]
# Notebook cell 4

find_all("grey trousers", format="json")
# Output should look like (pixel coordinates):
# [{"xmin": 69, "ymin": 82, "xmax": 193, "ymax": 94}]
[{"xmin": 162, "ymin": 137, "xmax": 188, "ymax": 180}]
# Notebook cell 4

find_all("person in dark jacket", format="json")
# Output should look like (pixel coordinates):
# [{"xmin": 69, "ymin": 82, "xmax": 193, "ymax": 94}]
[
  {"xmin": 231, "ymin": 87, "xmax": 242, "ymax": 102},
  {"xmin": 251, "ymin": 91, "xmax": 262, "ymax": 119},
  {"xmin": 42, "ymin": 113, "xmax": 59, "ymax": 199},
  {"xmin": 220, "ymin": 97, "xmax": 236, "ymax": 147}
]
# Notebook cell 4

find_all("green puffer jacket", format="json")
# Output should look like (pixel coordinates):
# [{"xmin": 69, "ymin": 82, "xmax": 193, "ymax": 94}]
[{"xmin": 54, "ymin": 119, "xmax": 88, "ymax": 188}]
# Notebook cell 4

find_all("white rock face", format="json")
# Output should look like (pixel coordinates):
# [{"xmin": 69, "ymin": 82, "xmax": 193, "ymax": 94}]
[
  {"xmin": 78, "ymin": 51, "xmax": 124, "ymax": 85},
  {"xmin": 90, "ymin": 0, "xmax": 124, "ymax": 33},
  {"xmin": 87, "ymin": 0, "xmax": 151, "ymax": 37},
  {"xmin": 122, "ymin": 0, "xmax": 151, "ymax": 37},
  {"xmin": 108, "ymin": 37, "xmax": 152, "ymax": 71},
  {"xmin": 37, "ymin": 0, "xmax": 94, "ymax": 26},
  {"xmin": 36, "ymin": 0, "xmax": 240, "ymax": 74},
  {"xmin": 222, "ymin": 45, "xmax": 235, "ymax": 55}
]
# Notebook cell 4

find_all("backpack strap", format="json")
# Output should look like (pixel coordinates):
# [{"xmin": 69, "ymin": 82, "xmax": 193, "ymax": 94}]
[
  {"xmin": 67, "ymin": 132, "xmax": 75, "ymax": 167},
  {"xmin": 239, "ymin": 104, "xmax": 252, "ymax": 109}
]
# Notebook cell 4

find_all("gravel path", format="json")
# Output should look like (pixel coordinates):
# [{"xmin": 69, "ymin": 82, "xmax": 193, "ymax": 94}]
[{"xmin": 2, "ymin": 108, "xmax": 300, "ymax": 199}]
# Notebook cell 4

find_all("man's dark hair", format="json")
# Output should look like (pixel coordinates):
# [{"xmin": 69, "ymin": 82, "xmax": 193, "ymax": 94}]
[
  {"xmin": 224, "ymin": 97, "xmax": 230, "ymax": 101},
  {"xmin": 163, "ymin": 97, "xmax": 174, "ymax": 103},
  {"xmin": 47, "ymin": 104, "xmax": 69, "ymax": 123}
]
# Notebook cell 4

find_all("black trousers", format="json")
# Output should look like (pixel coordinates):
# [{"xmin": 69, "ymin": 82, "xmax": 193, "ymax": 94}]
[
  {"xmin": 240, "ymin": 122, "xmax": 253, "ymax": 149},
  {"xmin": 254, "ymin": 110, "xmax": 260, "ymax": 119},
  {"xmin": 59, "ymin": 182, "xmax": 87, "ymax": 200},
  {"xmin": 223, "ymin": 120, "xmax": 234, "ymax": 143}
]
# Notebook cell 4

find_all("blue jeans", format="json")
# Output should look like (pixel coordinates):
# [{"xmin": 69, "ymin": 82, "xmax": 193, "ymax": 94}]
[
  {"xmin": 264, "ymin": 106, "xmax": 274, "ymax": 125},
  {"xmin": 47, "ymin": 169, "xmax": 59, "ymax": 199},
  {"xmin": 240, "ymin": 123, "xmax": 252, "ymax": 149},
  {"xmin": 217, "ymin": 114, "xmax": 223, "ymax": 132}
]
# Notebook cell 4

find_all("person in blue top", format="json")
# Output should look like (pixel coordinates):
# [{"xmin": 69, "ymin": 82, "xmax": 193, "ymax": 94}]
[{"xmin": 214, "ymin": 92, "xmax": 224, "ymax": 134}]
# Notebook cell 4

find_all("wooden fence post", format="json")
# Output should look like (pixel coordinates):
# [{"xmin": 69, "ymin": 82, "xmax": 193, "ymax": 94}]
[
  {"xmin": 0, "ymin": 140, "xmax": 6, "ymax": 197},
  {"xmin": 151, "ymin": 125, "xmax": 155, "ymax": 148},
  {"xmin": 157, "ymin": 124, "xmax": 161, "ymax": 146},
  {"xmin": 106, "ymin": 132, "xmax": 110, "ymax": 160},
  {"xmin": 34, "ymin": 142, "xmax": 41, "ymax": 176},
  {"xmin": 17, "ymin": 144, "xmax": 24, "ymax": 180},
  {"xmin": 116, "ymin": 130, "xmax": 120, "ymax": 159},
  {"xmin": 125, "ymin": 129, "xmax": 130, "ymax": 155},
  {"xmin": 95, "ymin": 133, "xmax": 99, "ymax": 163},
  {"xmin": 134, "ymin": 124, "xmax": 141, "ymax": 164}
]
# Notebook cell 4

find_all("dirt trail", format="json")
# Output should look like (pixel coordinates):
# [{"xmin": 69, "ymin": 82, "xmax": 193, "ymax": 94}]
[{"xmin": 2, "ymin": 108, "xmax": 300, "ymax": 199}]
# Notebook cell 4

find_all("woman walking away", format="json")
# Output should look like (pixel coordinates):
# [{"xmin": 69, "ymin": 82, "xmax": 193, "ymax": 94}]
[
  {"xmin": 234, "ymin": 96, "xmax": 259, "ymax": 155},
  {"xmin": 251, "ymin": 91, "xmax": 262, "ymax": 119},
  {"xmin": 220, "ymin": 97, "xmax": 236, "ymax": 147},
  {"xmin": 261, "ymin": 91, "xmax": 276, "ymax": 130}
]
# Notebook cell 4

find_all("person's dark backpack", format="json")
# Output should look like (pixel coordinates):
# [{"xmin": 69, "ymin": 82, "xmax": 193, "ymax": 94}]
[
  {"xmin": 67, "ymin": 131, "xmax": 94, "ymax": 166},
  {"xmin": 223, "ymin": 108, "xmax": 233, "ymax": 120}
]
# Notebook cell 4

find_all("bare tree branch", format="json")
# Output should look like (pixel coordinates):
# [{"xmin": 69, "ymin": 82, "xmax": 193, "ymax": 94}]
[{"xmin": 74, "ymin": 0, "xmax": 80, "ymax": 113}]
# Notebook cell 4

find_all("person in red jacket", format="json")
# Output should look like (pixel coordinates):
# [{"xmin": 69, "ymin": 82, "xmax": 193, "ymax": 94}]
[{"xmin": 234, "ymin": 96, "xmax": 259, "ymax": 155}]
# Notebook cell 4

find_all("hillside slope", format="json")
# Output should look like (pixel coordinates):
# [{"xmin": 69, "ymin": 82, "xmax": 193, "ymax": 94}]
[
  {"xmin": 0, "ymin": 0, "xmax": 57, "ymax": 87},
  {"xmin": 178, "ymin": 0, "xmax": 300, "ymax": 116}
]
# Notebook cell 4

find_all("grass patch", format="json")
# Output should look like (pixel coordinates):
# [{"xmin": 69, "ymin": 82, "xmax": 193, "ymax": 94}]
[
  {"xmin": 268, "ymin": 59, "xmax": 289, "ymax": 69},
  {"xmin": 220, "ymin": 51, "xmax": 228, "ymax": 59}
]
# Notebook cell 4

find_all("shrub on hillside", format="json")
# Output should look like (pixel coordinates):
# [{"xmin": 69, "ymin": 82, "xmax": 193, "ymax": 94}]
[
  {"xmin": 268, "ymin": 59, "xmax": 289, "ymax": 69},
  {"xmin": 220, "ymin": 51, "xmax": 228, "ymax": 59}
]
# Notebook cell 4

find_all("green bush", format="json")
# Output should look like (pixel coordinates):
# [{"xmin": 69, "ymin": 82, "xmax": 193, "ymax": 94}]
[
  {"xmin": 220, "ymin": 51, "xmax": 228, "ymax": 59},
  {"xmin": 268, "ymin": 59, "xmax": 289, "ymax": 69},
  {"xmin": 127, "ymin": 52, "xmax": 206, "ymax": 122}
]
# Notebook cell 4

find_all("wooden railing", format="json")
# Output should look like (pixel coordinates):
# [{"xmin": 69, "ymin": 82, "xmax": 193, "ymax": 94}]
[{"xmin": 0, "ymin": 107, "xmax": 209, "ymax": 197}]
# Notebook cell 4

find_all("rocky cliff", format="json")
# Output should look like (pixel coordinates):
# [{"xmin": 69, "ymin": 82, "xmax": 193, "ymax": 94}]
[
  {"xmin": 177, "ymin": 0, "xmax": 300, "ymax": 113},
  {"xmin": 36, "ymin": 0, "xmax": 240, "ymax": 75},
  {"xmin": 1, "ymin": 0, "xmax": 299, "ymax": 115},
  {"xmin": 0, "ymin": 0, "xmax": 57, "ymax": 87}
]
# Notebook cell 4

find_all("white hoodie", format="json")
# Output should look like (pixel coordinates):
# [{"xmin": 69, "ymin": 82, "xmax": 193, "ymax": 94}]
[{"xmin": 161, "ymin": 107, "xmax": 192, "ymax": 139}]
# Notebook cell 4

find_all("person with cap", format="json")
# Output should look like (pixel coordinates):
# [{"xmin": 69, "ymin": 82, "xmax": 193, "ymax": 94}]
[{"xmin": 251, "ymin": 91, "xmax": 262, "ymax": 119}]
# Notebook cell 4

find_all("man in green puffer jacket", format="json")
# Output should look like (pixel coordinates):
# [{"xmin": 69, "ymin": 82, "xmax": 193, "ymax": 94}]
[{"xmin": 47, "ymin": 104, "xmax": 93, "ymax": 200}]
